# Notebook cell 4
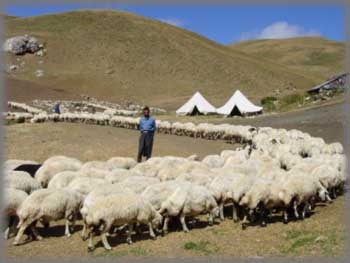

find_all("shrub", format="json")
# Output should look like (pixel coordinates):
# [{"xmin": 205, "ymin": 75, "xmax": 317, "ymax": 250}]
[
  {"xmin": 281, "ymin": 93, "xmax": 305, "ymax": 106},
  {"xmin": 261, "ymin": 96, "xmax": 277, "ymax": 111}
]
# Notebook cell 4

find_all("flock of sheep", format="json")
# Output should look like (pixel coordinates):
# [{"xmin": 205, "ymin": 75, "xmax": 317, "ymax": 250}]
[
  {"xmin": 4, "ymin": 124, "xmax": 347, "ymax": 251},
  {"xmin": 6, "ymin": 102, "xmax": 256, "ymax": 144}
]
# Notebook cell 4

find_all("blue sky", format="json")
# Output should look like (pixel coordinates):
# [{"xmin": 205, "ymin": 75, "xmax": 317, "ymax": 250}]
[{"xmin": 5, "ymin": 3, "xmax": 345, "ymax": 44}]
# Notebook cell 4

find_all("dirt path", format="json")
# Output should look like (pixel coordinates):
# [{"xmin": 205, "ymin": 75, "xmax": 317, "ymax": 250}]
[{"xmin": 4, "ymin": 122, "xmax": 238, "ymax": 162}]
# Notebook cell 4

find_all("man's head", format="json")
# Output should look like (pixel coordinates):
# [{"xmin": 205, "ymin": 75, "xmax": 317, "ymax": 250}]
[{"xmin": 143, "ymin": 106, "xmax": 150, "ymax": 117}]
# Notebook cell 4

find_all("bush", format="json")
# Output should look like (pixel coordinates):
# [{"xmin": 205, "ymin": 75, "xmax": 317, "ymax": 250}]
[
  {"xmin": 261, "ymin": 96, "xmax": 277, "ymax": 105},
  {"xmin": 281, "ymin": 93, "xmax": 305, "ymax": 106},
  {"xmin": 261, "ymin": 96, "xmax": 277, "ymax": 111}
]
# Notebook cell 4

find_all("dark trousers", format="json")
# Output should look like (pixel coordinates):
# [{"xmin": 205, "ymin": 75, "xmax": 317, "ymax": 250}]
[{"xmin": 137, "ymin": 132, "xmax": 154, "ymax": 162}]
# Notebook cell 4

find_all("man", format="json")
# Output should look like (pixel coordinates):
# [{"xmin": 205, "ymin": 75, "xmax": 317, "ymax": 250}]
[
  {"xmin": 54, "ymin": 102, "xmax": 61, "ymax": 114},
  {"xmin": 137, "ymin": 106, "xmax": 156, "ymax": 162}
]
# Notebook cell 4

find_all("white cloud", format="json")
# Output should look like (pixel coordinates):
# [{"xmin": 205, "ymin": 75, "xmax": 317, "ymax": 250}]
[
  {"xmin": 159, "ymin": 18, "xmax": 185, "ymax": 27},
  {"xmin": 240, "ymin": 21, "xmax": 320, "ymax": 41}
]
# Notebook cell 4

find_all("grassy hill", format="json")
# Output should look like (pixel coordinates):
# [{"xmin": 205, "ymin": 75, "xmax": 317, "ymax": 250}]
[
  {"xmin": 4, "ymin": 10, "xmax": 320, "ymax": 110},
  {"xmin": 230, "ymin": 37, "xmax": 345, "ymax": 81}
]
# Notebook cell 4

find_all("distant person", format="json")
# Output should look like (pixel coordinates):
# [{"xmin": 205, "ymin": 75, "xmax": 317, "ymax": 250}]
[
  {"xmin": 54, "ymin": 102, "xmax": 61, "ymax": 114},
  {"xmin": 137, "ymin": 106, "xmax": 156, "ymax": 162}
]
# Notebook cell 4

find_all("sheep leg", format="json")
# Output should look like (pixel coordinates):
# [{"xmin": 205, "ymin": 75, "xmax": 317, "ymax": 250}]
[
  {"xmin": 148, "ymin": 222, "xmax": 156, "ymax": 240},
  {"xmin": 241, "ymin": 210, "xmax": 248, "ymax": 230},
  {"xmin": 81, "ymin": 221, "xmax": 88, "ymax": 241},
  {"xmin": 126, "ymin": 224, "xmax": 133, "ymax": 245},
  {"xmin": 87, "ymin": 231, "xmax": 95, "ymax": 252},
  {"xmin": 326, "ymin": 193, "xmax": 333, "ymax": 203},
  {"xmin": 332, "ymin": 188, "xmax": 337, "ymax": 199},
  {"xmin": 232, "ymin": 202, "xmax": 239, "ymax": 223},
  {"xmin": 260, "ymin": 207, "xmax": 268, "ymax": 227},
  {"xmin": 293, "ymin": 201, "xmax": 299, "ymax": 219},
  {"xmin": 162, "ymin": 216, "xmax": 170, "ymax": 235},
  {"xmin": 30, "ymin": 224, "xmax": 43, "ymax": 241},
  {"xmin": 283, "ymin": 209, "xmax": 289, "ymax": 224},
  {"xmin": 12, "ymin": 224, "xmax": 28, "ymax": 245},
  {"xmin": 219, "ymin": 202, "xmax": 225, "ymax": 221},
  {"xmin": 4, "ymin": 227, "xmax": 10, "ymax": 240},
  {"xmin": 101, "ymin": 232, "xmax": 112, "ymax": 251},
  {"xmin": 180, "ymin": 214, "xmax": 189, "ymax": 233},
  {"xmin": 65, "ymin": 219, "xmax": 72, "ymax": 237}
]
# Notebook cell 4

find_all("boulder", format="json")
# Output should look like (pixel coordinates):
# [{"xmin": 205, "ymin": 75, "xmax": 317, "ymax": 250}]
[{"xmin": 3, "ymin": 35, "xmax": 42, "ymax": 55}]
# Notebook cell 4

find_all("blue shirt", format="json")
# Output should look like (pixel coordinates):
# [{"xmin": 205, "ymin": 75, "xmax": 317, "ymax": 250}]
[
  {"xmin": 54, "ymin": 104, "xmax": 60, "ymax": 114},
  {"xmin": 139, "ymin": 116, "xmax": 156, "ymax": 132}
]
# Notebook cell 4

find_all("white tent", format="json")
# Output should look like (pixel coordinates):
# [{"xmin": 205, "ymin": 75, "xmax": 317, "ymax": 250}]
[
  {"xmin": 176, "ymin": 91, "xmax": 217, "ymax": 116},
  {"xmin": 217, "ymin": 90, "xmax": 263, "ymax": 116}
]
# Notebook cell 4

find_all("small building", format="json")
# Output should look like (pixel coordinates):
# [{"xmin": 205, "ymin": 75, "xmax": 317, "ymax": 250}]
[{"xmin": 307, "ymin": 73, "xmax": 349, "ymax": 95}]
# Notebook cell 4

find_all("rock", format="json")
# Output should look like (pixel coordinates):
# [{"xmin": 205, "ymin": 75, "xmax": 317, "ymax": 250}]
[
  {"xmin": 35, "ymin": 69, "xmax": 44, "ymax": 77},
  {"xmin": 26, "ymin": 36, "xmax": 40, "ymax": 53},
  {"xmin": 315, "ymin": 235, "xmax": 328, "ymax": 243},
  {"xmin": 9, "ymin": 65, "xmax": 18, "ymax": 71},
  {"xmin": 3, "ymin": 35, "xmax": 42, "ymax": 55},
  {"xmin": 35, "ymin": 50, "xmax": 45, "ymax": 57},
  {"xmin": 105, "ymin": 69, "xmax": 114, "ymax": 75}
]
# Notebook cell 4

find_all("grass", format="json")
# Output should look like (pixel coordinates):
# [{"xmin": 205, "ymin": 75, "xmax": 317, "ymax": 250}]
[
  {"xmin": 94, "ymin": 246, "xmax": 148, "ymax": 258},
  {"xmin": 230, "ymin": 37, "xmax": 345, "ymax": 80},
  {"xmin": 282, "ymin": 229, "xmax": 343, "ymax": 256},
  {"xmin": 183, "ymin": 240, "xmax": 218, "ymax": 255},
  {"xmin": 261, "ymin": 96, "xmax": 277, "ymax": 112}
]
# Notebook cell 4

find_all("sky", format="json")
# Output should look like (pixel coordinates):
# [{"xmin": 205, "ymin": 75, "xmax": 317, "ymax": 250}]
[{"xmin": 4, "ymin": 3, "xmax": 345, "ymax": 44}]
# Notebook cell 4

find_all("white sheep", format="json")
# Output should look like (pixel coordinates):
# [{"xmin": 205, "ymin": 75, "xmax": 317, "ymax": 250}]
[
  {"xmin": 83, "ymin": 193, "xmax": 163, "ymax": 251},
  {"xmin": 47, "ymin": 171, "xmax": 81, "ymax": 189},
  {"xmin": 35, "ymin": 156, "xmax": 83, "ymax": 187},
  {"xmin": 13, "ymin": 189, "xmax": 84, "ymax": 245},
  {"xmin": 107, "ymin": 157, "xmax": 137, "ymax": 169},
  {"xmin": 66, "ymin": 177, "xmax": 111, "ymax": 196},
  {"xmin": 5, "ymin": 170, "xmax": 42, "ymax": 194},
  {"xmin": 3, "ymin": 188, "xmax": 28, "ymax": 239}
]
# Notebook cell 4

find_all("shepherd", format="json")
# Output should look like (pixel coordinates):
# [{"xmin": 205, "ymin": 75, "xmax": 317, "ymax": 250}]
[
  {"xmin": 137, "ymin": 106, "xmax": 156, "ymax": 162},
  {"xmin": 54, "ymin": 101, "xmax": 61, "ymax": 114}
]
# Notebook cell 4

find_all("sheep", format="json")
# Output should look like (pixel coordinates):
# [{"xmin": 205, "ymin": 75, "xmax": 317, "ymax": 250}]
[
  {"xmin": 80, "ymin": 184, "xmax": 135, "ymax": 239},
  {"xmin": 159, "ymin": 183, "xmax": 219, "ymax": 233},
  {"xmin": 176, "ymin": 168, "xmax": 215, "ymax": 186},
  {"xmin": 104, "ymin": 168, "xmax": 142, "ymax": 183},
  {"xmin": 3, "ymin": 188, "xmax": 28, "ymax": 239},
  {"xmin": 83, "ymin": 193, "xmax": 163, "ymax": 251},
  {"xmin": 206, "ymin": 176, "xmax": 235, "ymax": 220},
  {"xmin": 238, "ymin": 179, "xmax": 271, "ymax": 229},
  {"xmin": 202, "ymin": 155, "xmax": 225, "ymax": 168},
  {"xmin": 5, "ymin": 171, "xmax": 42, "ymax": 194},
  {"xmin": 35, "ymin": 156, "xmax": 83, "ymax": 187},
  {"xmin": 13, "ymin": 189, "xmax": 84, "ymax": 245},
  {"xmin": 114, "ymin": 176, "xmax": 160, "ymax": 194},
  {"xmin": 80, "ymin": 161, "xmax": 113, "ymax": 171},
  {"xmin": 78, "ymin": 166, "xmax": 112, "ymax": 179},
  {"xmin": 47, "ymin": 171, "xmax": 81, "ymax": 189},
  {"xmin": 107, "ymin": 157, "xmax": 137, "ymax": 170},
  {"xmin": 66, "ymin": 177, "xmax": 111, "ymax": 196}
]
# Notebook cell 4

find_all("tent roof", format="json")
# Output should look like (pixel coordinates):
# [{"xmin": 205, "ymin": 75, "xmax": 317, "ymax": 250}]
[
  {"xmin": 217, "ymin": 90, "xmax": 262, "ymax": 115},
  {"xmin": 176, "ymin": 91, "xmax": 217, "ymax": 115}
]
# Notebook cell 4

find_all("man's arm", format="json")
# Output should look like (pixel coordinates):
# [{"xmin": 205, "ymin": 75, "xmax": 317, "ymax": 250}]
[{"xmin": 152, "ymin": 119, "xmax": 156, "ymax": 132}]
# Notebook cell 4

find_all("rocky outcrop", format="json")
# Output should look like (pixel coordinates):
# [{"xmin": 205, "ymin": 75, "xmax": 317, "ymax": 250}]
[{"xmin": 3, "ymin": 35, "xmax": 43, "ymax": 55}]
